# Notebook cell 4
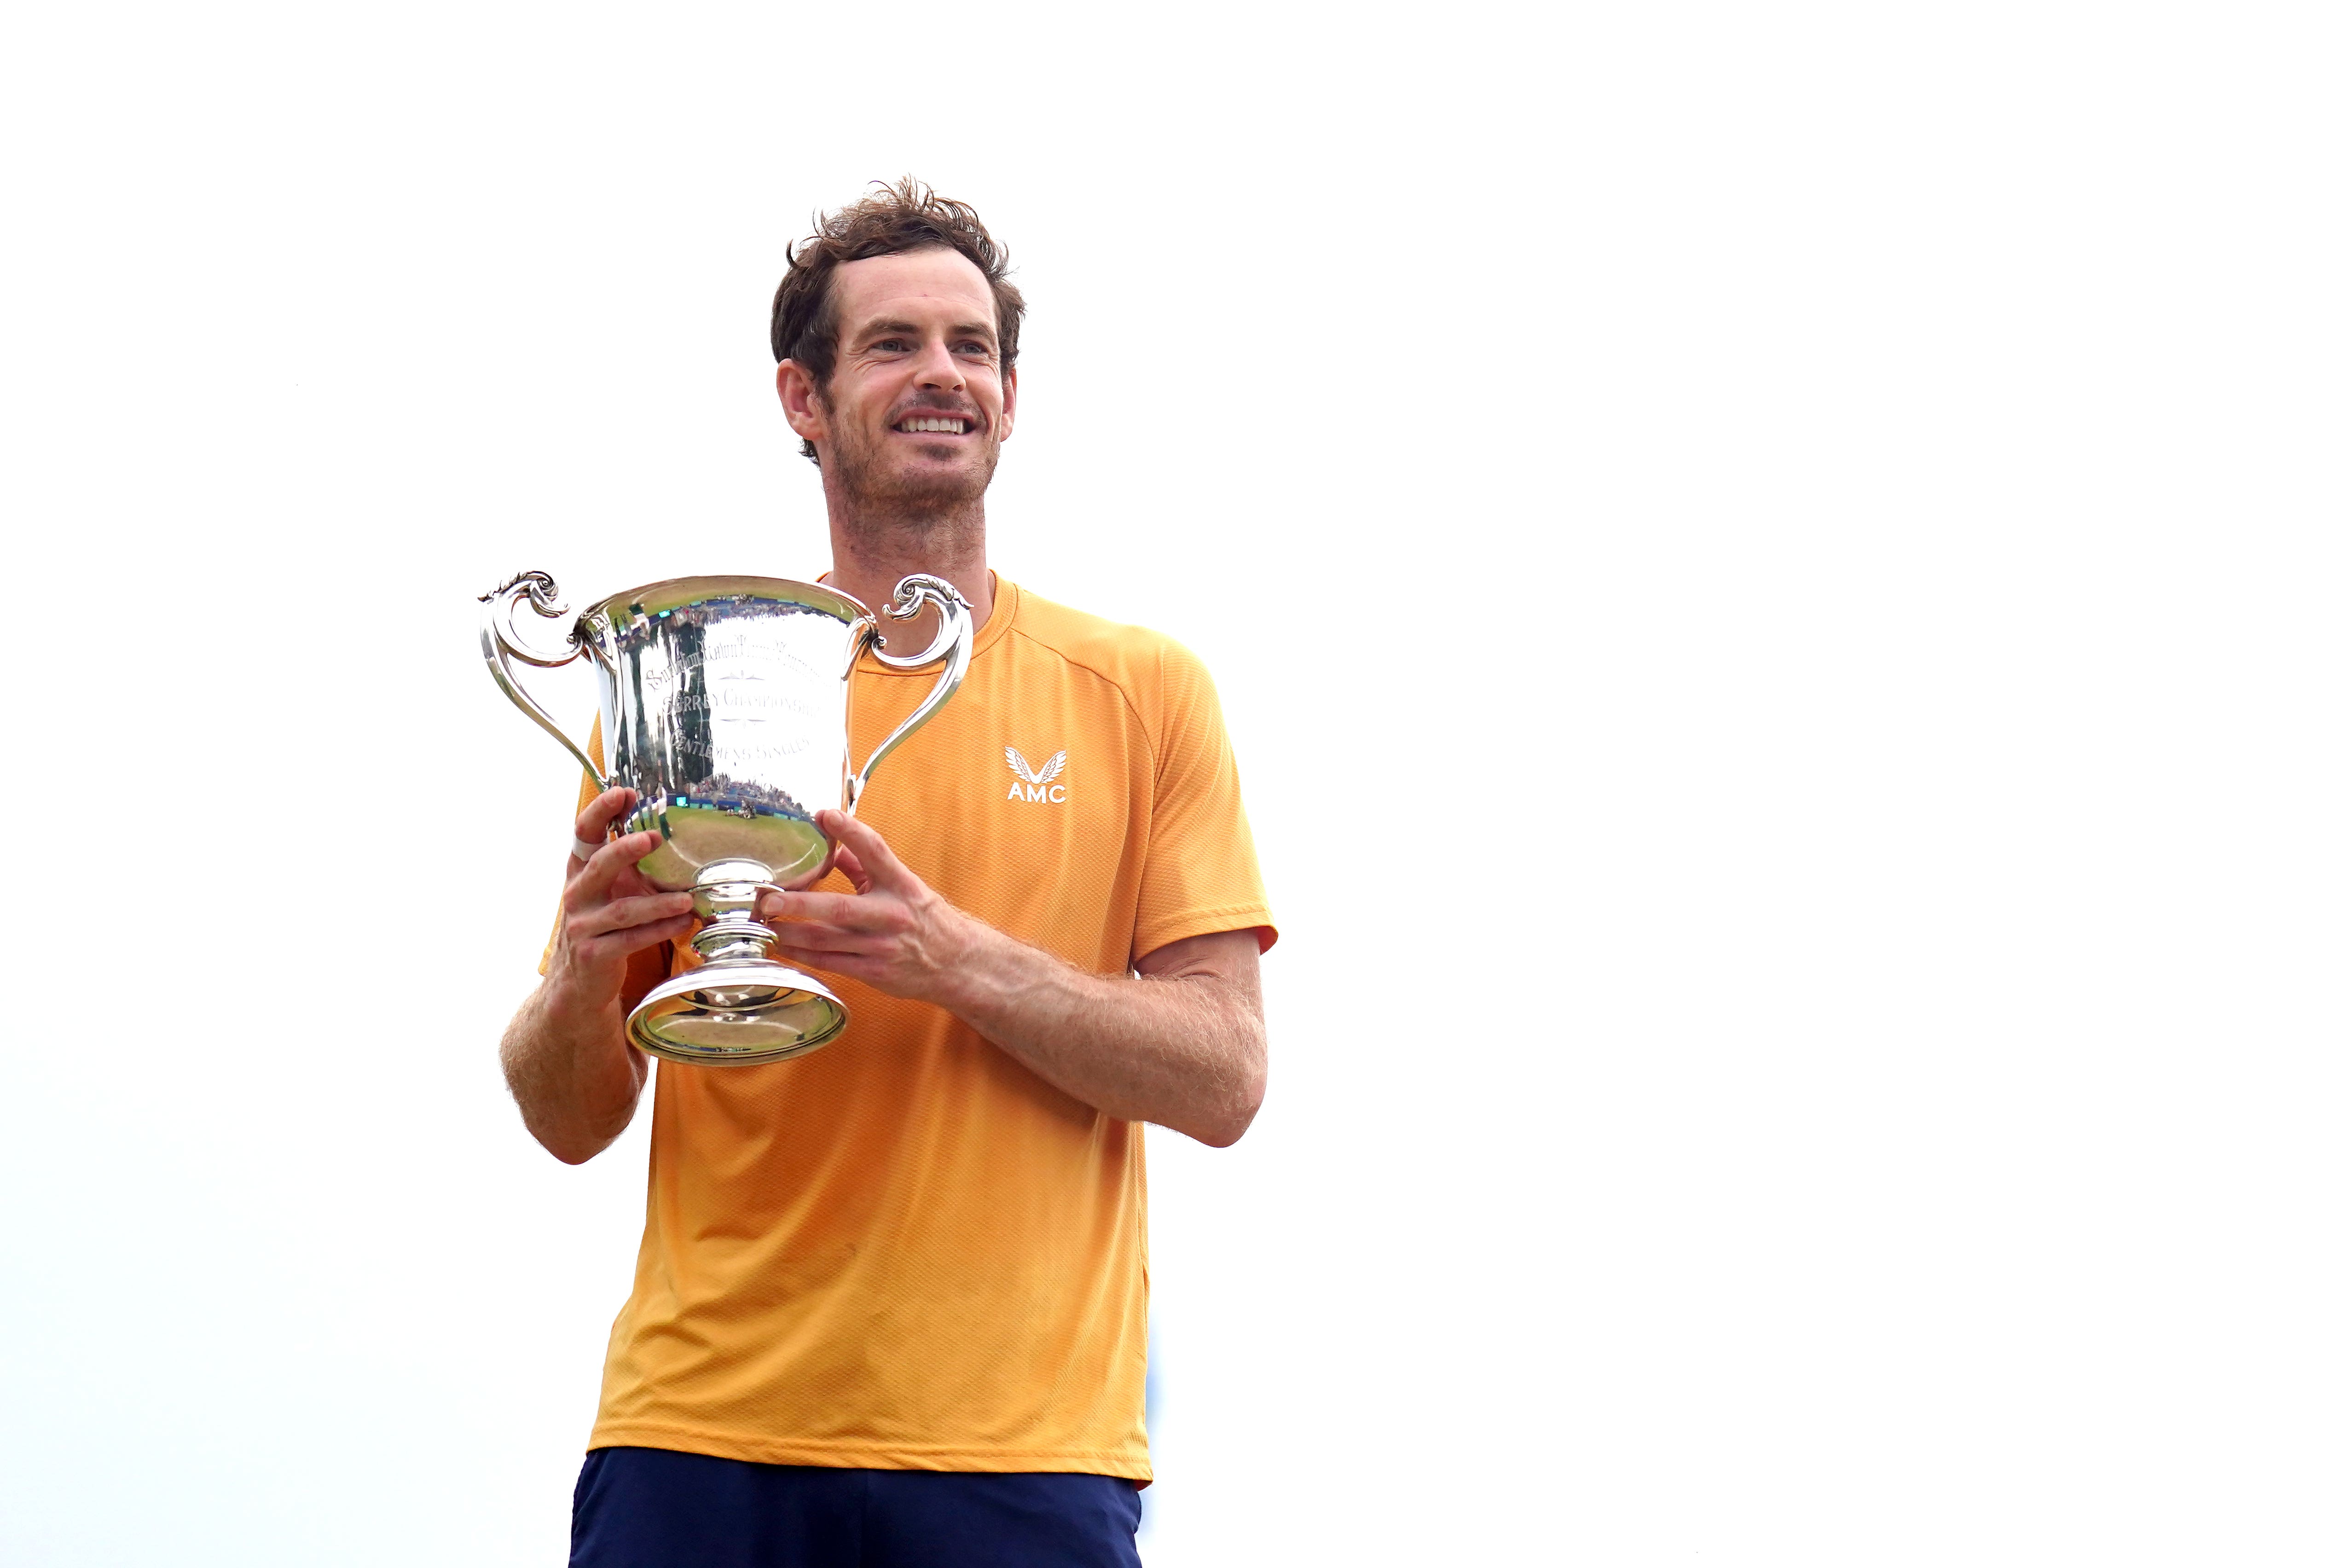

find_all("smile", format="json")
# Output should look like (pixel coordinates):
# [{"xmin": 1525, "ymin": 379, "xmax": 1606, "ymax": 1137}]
[{"xmin": 894, "ymin": 417, "xmax": 971, "ymax": 435}]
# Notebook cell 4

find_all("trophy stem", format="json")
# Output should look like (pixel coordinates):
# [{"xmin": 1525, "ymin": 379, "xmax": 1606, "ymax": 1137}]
[
  {"xmin": 621, "ymin": 858, "xmax": 849, "ymax": 1066},
  {"xmin": 693, "ymin": 909, "xmax": 783, "ymax": 966},
  {"xmin": 688, "ymin": 859, "xmax": 786, "ymax": 963}
]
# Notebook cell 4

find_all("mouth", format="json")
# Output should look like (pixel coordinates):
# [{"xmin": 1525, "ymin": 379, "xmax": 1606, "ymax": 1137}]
[{"xmin": 892, "ymin": 414, "xmax": 976, "ymax": 437}]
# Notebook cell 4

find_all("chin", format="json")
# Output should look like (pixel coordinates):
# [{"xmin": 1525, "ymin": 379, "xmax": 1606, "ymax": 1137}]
[
  {"xmin": 848, "ymin": 463, "xmax": 993, "ymax": 516},
  {"xmin": 829, "ymin": 430, "xmax": 1002, "ymax": 514}
]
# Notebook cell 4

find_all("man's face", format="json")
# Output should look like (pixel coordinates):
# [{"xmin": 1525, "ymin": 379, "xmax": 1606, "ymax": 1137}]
[{"xmin": 782, "ymin": 247, "xmax": 1016, "ymax": 515}]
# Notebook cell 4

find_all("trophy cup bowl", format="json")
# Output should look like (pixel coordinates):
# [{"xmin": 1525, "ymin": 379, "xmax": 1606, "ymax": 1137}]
[{"xmin": 480, "ymin": 570, "xmax": 972, "ymax": 1066}]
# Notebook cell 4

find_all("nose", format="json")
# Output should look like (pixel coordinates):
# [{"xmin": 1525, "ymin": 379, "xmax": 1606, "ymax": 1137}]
[{"xmin": 911, "ymin": 336, "xmax": 965, "ymax": 392}]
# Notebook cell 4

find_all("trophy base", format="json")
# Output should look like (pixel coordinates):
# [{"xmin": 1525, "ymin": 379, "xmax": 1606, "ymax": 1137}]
[{"xmin": 625, "ymin": 961, "xmax": 848, "ymax": 1067}]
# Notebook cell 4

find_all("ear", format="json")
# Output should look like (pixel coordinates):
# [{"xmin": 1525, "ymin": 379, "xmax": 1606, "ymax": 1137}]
[
  {"xmin": 998, "ymin": 363, "xmax": 1017, "ymax": 443},
  {"xmin": 777, "ymin": 360, "xmax": 828, "ymax": 446}
]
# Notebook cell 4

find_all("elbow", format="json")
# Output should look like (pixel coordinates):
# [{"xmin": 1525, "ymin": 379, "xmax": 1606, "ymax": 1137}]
[
  {"xmin": 521, "ymin": 1106, "xmax": 627, "ymax": 1166},
  {"xmin": 1193, "ymin": 1040, "xmax": 1268, "ymax": 1149},
  {"xmin": 1194, "ymin": 1112, "xmax": 1255, "ymax": 1149},
  {"xmin": 533, "ymin": 1124, "xmax": 609, "ymax": 1166}
]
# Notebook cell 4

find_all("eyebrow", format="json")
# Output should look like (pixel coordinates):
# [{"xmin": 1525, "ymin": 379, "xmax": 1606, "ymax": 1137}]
[{"xmin": 856, "ymin": 317, "xmax": 998, "ymax": 345}]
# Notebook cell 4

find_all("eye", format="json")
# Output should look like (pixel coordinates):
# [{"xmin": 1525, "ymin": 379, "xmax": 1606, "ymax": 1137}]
[{"xmin": 872, "ymin": 337, "xmax": 912, "ymax": 353}]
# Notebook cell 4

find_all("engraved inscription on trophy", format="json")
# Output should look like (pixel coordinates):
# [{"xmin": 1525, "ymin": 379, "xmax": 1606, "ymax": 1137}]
[
  {"xmin": 613, "ymin": 606, "xmax": 838, "ymax": 819},
  {"xmin": 481, "ymin": 571, "xmax": 973, "ymax": 1066}
]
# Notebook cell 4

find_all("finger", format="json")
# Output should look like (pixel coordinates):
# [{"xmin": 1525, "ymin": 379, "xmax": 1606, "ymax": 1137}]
[
  {"xmin": 572, "ymin": 890, "xmax": 696, "ymax": 940},
  {"xmin": 574, "ymin": 787, "xmax": 640, "ymax": 842},
  {"xmin": 762, "ymin": 923, "xmax": 886, "ymax": 958},
  {"xmin": 828, "ymin": 842, "xmax": 872, "ymax": 895},
  {"xmin": 567, "ymin": 830, "xmax": 666, "ymax": 906},
  {"xmin": 574, "ymin": 911, "xmax": 698, "ymax": 962},
  {"xmin": 816, "ymin": 811, "xmax": 913, "ymax": 893},
  {"xmin": 768, "ymin": 940, "xmax": 885, "ymax": 981},
  {"xmin": 757, "ymin": 887, "xmax": 882, "ymax": 929},
  {"xmin": 765, "ymin": 845, "xmax": 840, "ymax": 895}
]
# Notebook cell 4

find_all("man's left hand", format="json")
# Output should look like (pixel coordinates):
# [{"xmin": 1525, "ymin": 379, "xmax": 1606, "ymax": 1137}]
[
  {"xmin": 755, "ymin": 810, "xmax": 983, "ymax": 1004},
  {"xmin": 759, "ymin": 810, "xmax": 1265, "ymax": 1146}
]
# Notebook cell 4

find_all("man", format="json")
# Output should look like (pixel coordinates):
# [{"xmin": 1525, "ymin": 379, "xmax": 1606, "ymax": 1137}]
[{"xmin": 500, "ymin": 179, "xmax": 1275, "ymax": 1567}]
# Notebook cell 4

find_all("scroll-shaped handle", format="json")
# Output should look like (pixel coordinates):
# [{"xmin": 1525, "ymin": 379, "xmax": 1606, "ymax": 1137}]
[
  {"xmin": 478, "ymin": 570, "xmax": 609, "ymax": 791},
  {"xmin": 844, "ymin": 574, "xmax": 973, "ymax": 814}
]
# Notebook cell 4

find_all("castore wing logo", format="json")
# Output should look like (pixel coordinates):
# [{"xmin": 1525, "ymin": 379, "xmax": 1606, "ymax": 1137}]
[{"xmin": 1005, "ymin": 746, "xmax": 1068, "ymax": 804}]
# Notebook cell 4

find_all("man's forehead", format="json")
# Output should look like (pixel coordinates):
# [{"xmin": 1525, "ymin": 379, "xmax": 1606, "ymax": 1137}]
[{"xmin": 834, "ymin": 249, "xmax": 994, "ymax": 328}]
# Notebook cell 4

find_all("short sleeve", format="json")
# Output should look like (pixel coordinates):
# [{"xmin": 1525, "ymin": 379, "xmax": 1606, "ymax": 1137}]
[{"xmin": 1131, "ymin": 641, "xmax": 1276, "ymax": 961}]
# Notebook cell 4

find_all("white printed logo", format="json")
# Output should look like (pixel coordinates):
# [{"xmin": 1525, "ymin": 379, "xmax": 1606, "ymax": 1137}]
[{"xmin": 1005, "ymin": 746, "xmax": 1068, "ymax": 804}]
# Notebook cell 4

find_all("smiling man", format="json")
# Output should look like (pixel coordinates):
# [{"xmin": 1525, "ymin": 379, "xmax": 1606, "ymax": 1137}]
[{"xmin": 500, "ymin": 179, "xmax": 1275, "ymax": 1568}]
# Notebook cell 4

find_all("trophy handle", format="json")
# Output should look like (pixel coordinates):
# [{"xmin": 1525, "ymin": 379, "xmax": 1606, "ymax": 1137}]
[
  {"xmin": 844, "ymin": 574, "xmax": 973, "ymax": 814},
  {"xmin": 478, "ymin": 570, "xmax": 611, "ymax": 791}
]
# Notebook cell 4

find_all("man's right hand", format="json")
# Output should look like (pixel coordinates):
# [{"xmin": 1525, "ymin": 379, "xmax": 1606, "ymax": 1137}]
[
  {"xmin": 503, "ymin": 787, "xmax": 696, "ymax": 1163},
  {"xmin": 542, "ymin": 786, "xmax": 698, "ymax": 1024}
]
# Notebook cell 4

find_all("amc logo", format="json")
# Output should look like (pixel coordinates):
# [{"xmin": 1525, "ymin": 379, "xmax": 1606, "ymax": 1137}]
[{"xmin": 1004, "ymin": 747, "xmax": 1068, "ymax": 805}]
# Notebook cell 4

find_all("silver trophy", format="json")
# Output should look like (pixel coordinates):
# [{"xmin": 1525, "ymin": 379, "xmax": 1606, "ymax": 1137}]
[{"xmin": 480, "ymin": 571, "xmax": 972, "ymax": 1066}]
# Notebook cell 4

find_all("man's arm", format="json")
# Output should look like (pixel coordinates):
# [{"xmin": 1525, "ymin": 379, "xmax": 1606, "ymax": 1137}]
[
  {"xmin": 759, "ymin": 810, "xmax": 1269, "ymax": 1146},
  {"xmin": 499, "ymin": 787, "xmax": 698, "ymax": 1164}
]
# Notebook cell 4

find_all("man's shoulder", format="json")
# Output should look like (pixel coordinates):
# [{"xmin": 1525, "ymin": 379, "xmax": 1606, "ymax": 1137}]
[{"xmin": 1004, "ymin": 582, "xmax": 1211, "ymax": 698}]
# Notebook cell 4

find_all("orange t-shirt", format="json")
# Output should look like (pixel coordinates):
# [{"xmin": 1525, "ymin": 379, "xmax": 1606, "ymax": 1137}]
[{"xmin": 550, "ymin": 579, "xmax": 1273, "ymax": 1481}]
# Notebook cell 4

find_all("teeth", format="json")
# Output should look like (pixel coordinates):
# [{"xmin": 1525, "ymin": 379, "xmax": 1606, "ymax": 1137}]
[{"xmin": 900, "ymin": 417, "xmax": 967, "ymax": 434}]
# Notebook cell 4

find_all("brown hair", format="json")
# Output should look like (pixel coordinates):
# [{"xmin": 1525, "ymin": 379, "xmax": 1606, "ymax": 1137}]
[{"xmin": 770, "ymin": 177, "xmax": 1025, "ymax": 463}]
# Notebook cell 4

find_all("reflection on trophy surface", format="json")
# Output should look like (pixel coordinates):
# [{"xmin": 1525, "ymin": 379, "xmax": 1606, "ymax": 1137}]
[{"xmin": 480, "ymin": 570, "xmax": 972, "ymax": 1066}]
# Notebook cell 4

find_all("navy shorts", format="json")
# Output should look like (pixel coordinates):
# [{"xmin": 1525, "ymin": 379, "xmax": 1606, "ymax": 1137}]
[{"xmin": 571, "ymin": 1446, "xmax": 1143, "ymax": 1568}]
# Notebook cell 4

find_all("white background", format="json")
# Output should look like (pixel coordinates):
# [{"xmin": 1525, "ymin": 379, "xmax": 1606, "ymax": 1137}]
[{"xmin": 2, "ymin": 3, "xmax": 2346, "ymax": 1563}]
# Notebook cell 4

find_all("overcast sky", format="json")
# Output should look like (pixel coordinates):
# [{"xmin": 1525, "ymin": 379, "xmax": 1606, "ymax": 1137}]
[{"xmin": 3, "ymin": 3, "xmax": 2346, "ymax": 1564}]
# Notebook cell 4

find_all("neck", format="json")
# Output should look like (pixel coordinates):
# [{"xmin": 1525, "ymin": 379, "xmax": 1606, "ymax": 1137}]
[{"xmin": 821, "ymin": 478, "xmax": 995, "ymax": 635}]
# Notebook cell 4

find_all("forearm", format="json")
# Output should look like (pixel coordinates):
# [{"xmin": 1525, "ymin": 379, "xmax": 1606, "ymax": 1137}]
[
  {"xmin": 499, "ymin": 977, "xmax": 650, "ymax": 1164},
  {"xmin": 757, "ymin": 810, "xmax": 1268, "ymax": 1145},
  {"xmin": 502, "ymin": 804, "xmax": 696, "ymax": 1163},
  {"xmin": 935, "ymin": 925, "xmax": 1266, "ymax": 1146}
]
